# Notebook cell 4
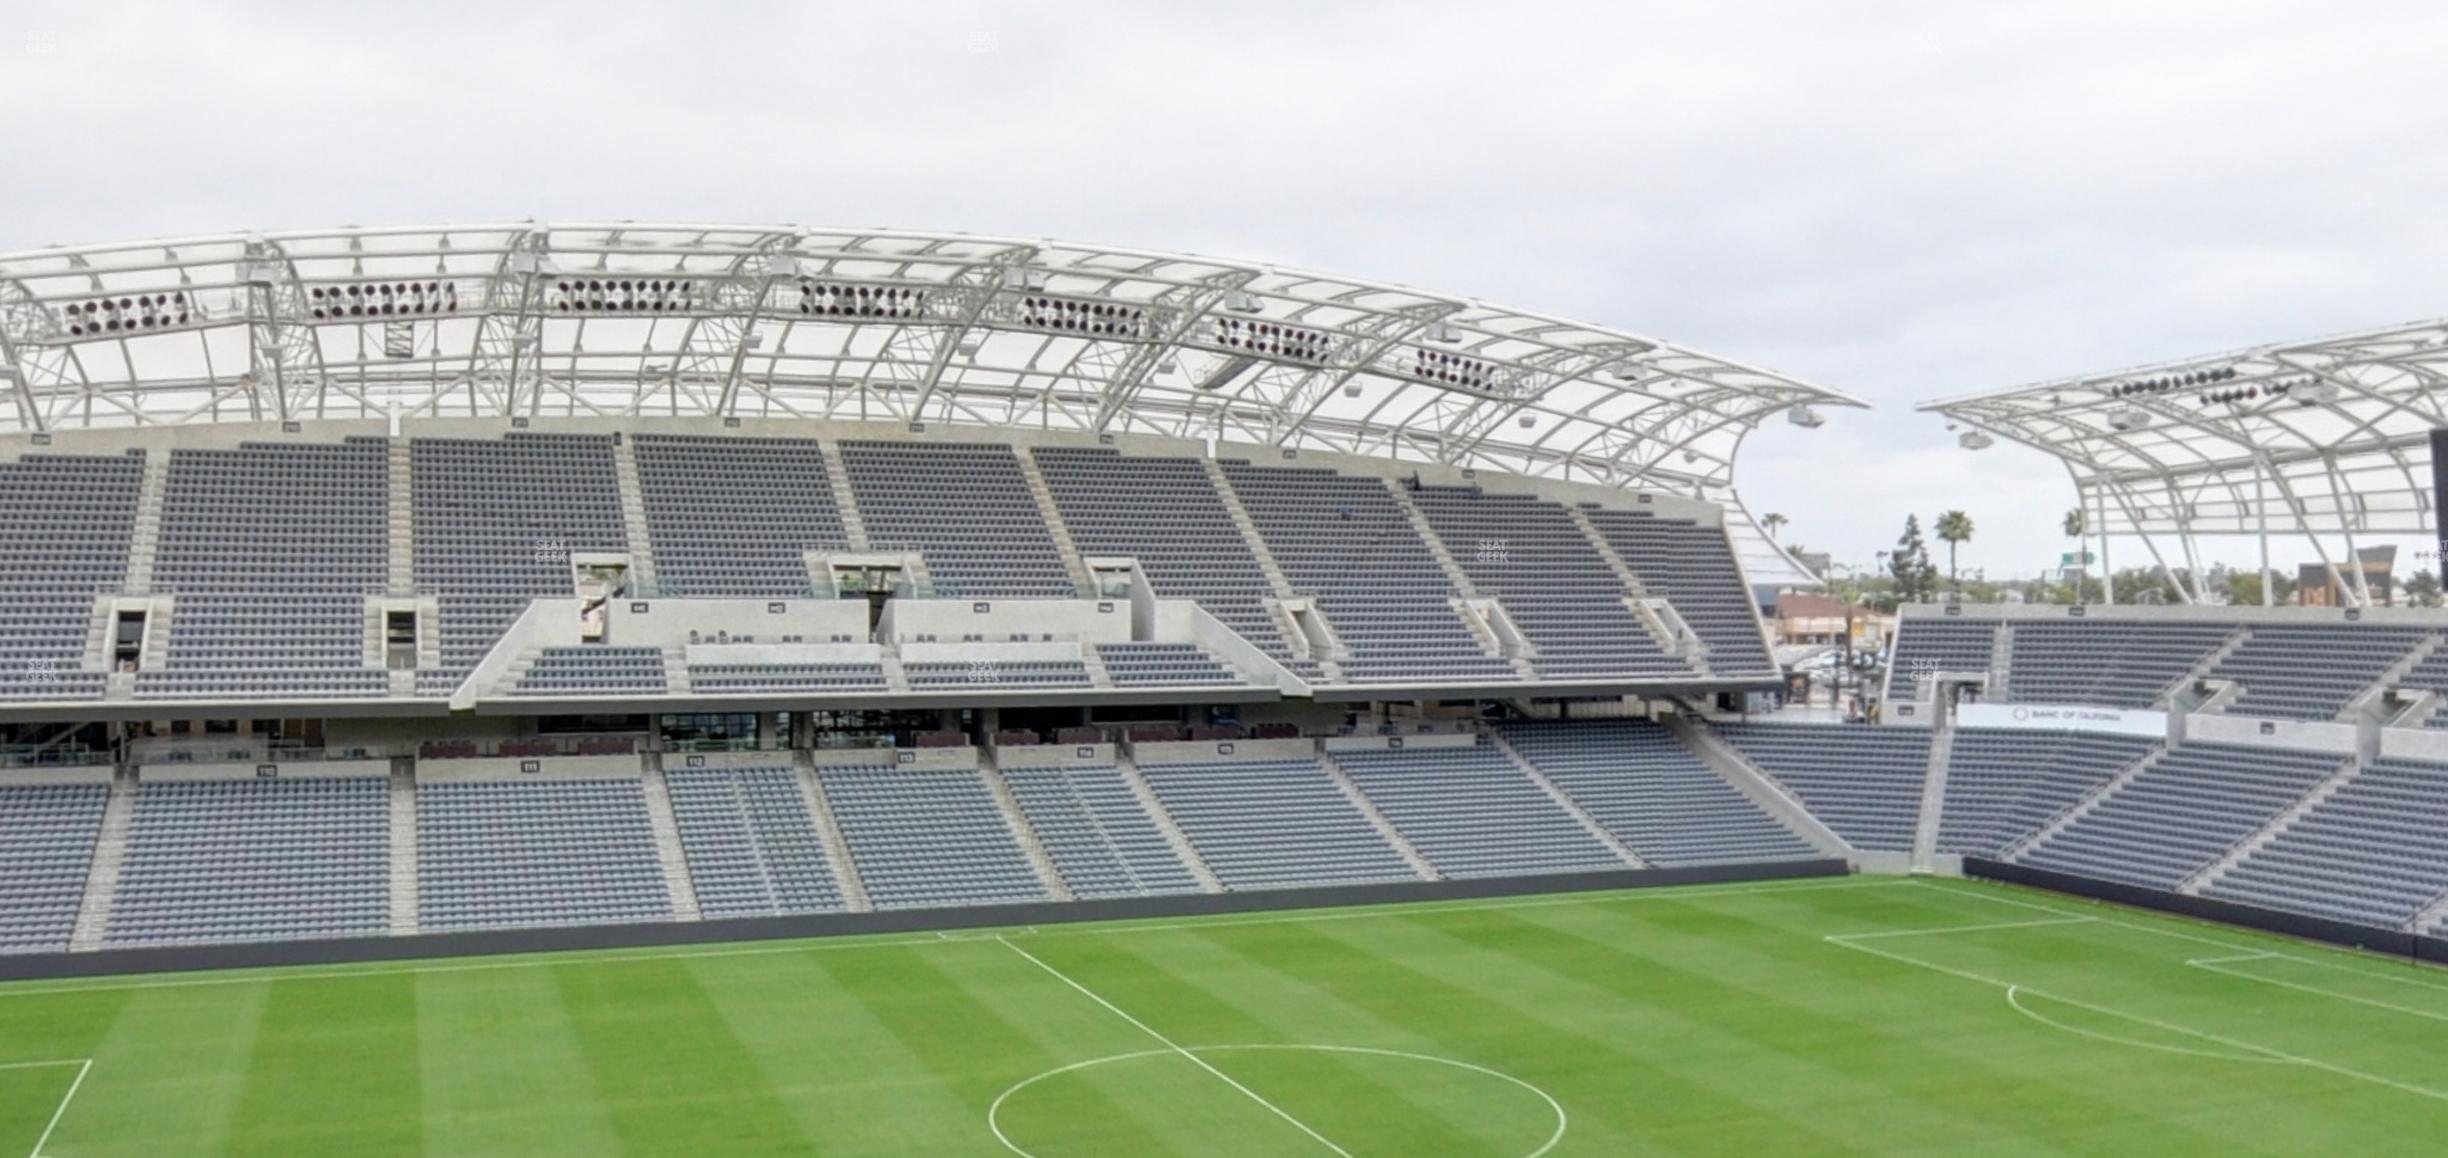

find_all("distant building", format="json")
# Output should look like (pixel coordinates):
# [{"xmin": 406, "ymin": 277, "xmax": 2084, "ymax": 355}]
[
  {"xmin": 2298, "ymin": 545, "xmax": 2397, "ymax": 607},
  {"xmin": 1772, "ymin": 592, "xmax": 1882, "ymax": 648}
]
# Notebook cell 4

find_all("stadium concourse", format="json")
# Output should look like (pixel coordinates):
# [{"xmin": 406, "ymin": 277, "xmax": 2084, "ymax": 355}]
[{"xmin": 3, "ymin": 224, "xmax": 2448, "ymax": 1149}]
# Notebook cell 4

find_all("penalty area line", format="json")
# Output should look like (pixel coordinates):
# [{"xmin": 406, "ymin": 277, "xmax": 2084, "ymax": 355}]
[{"xmin": 12, "ymin": 1057, "xmax": 91, "ymax": 1158}]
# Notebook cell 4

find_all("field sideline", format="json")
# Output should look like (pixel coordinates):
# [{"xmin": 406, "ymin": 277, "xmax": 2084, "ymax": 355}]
[{"xmin": 2, "ymin": 875, "xmax": 2443, "ymax": 1156}]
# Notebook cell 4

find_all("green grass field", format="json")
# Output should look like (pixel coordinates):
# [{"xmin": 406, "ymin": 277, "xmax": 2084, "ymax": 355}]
[{"xmin": 3, "ymin": 875, "xmax": 2444, "ymax": 1156}]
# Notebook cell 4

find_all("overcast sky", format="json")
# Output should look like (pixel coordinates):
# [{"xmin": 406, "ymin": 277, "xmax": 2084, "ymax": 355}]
[{"xmin": 9, "ymin": 1, "xmax": 2448, "ymax": 580}]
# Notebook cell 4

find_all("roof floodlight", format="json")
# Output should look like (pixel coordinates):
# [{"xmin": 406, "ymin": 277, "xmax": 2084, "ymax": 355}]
[
  {"xmin": 2108, "ymin": 407, "xmax": 2151, "ymax": 431},
  {"xmin": 2288, "ymin": 380, "xmax": 2341, "ymax": 405},
  {"xmin": 1342, "ymin": 383, "xmax": 1363, "ymax": 398},
  {"xmin": 765, "ymin": 253, "xmax": 802, "ymax": 278},
  {"xmin": 741, "ymin": 332, "xmax": 765, "ymax": 351},
  {"xmin": 1425, "ymin": 321, "xmax": 1462, "ymax": 344},
  {"xmin": 1225, "ymin": 290, "xmax": 1262, "ymax": 314},
  {"xmin": 1958, "ymin": 429, "xmax": 1994, "ymax": 450},
  {"xmin": 956, "ymin": 333, "xmax": 985, "ymax": 357},
  {"xmin": 505, "ymin": 252, "xmax": 552, "ymax": 275},
  {"xmin": 1787, "ymin": 404, "xmax": 1824, "ymax": 429},
  {"xmin": 1156, "ymin": 356, "xmax": 1181, "ymax": 376},
  {"xmin": 1517, "ymin": 414, "xmax": 1537, "ymax": 429}
]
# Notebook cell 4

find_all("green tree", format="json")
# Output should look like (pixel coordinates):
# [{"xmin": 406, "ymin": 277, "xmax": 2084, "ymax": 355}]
[
  {"xmin": 2406, "ymin": 569, "xmax": 2442, "ymax": 608},
  {"xmin": 1761, "ymin": 512, "xmax": 1788, "ymax": 545},
  {"xmin": 1891, "ymin": 516, "xmax": 1938, "ymax": 602},
  {"xmin": 1935, "ymin": 510, "xmax": 1974, "ymax": 593},
  {"xmin": 2226, "ymin": 570, "xmax": 2295, "ymax": 608}
]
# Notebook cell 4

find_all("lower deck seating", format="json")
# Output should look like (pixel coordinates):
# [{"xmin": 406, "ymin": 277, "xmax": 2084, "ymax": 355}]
[
  {"xmin": 1714, "ymin": 723, "xmax": 1930, "ymax": 851},
  {"xmin": 685, "ymin": 663, "xmax": 887, "ymax": 693},
  {"xmin": 1937, "ymin": 729, "xmax": 2161, "ymax": 856},
  {"xmin": 512, "ymin": 647, "xmax": 668, "ymax": 696},
  {"xmin": 2204, "ymin": 756, "xmax": 2448, "ymax": 929},
  {"xmin": 108, "ymin": 776, "xmax": 389, "ymax": 946},
  {"xmin": 1137, "ymin": 758, "xmax": 1419, "ymax": 889},
  {"xmin": 0, "ymin": 782, "xmax": 108, "ymax": 953},
  {"xmin": 998, "ymin": 763, "xmax": 1204, "ymax": 898},
  {"xmin": 816, "ymin": 765, "xmax": 1048, "ymax": 909},
  {"xmin": 418, "ymin": 778, "xmax": 672, "ymax": 931},
  {"xmin": 1496, "ymin": 721, "xmax": 1818, "ymax": 866},
  {"xmin": 1095, "ymin": 643, "xmax": 1242, "ymax": 687},
  {"xmin": 905, "ymin": 661, "xmax": 1091, "ymax": 689},
  {"xmin": 2016, "ymin": 742, "xmax": 2344, "ymax": 891},
  {"xmin": 1333, "ymin": 742, "xmax": 1627, "ymax": 878},
  {"xmin": 663, "ymin": 766, "xmax": 848, "ymax": 918}
]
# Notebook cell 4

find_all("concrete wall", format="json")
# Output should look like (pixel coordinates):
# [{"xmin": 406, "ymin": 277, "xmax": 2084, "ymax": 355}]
[
  {"xmin": 139, "ymin": 759, "xmax": 389, "ymax": 782},
  {"xmin": 2182, "ymin": 712, "xmax": 2360, "ymax": 754},
  {"xmin": 0, "ymin": 765, "xmax": 115, "ymax": 786},
  {"xmin": 2377, "ymin": 729, "xmax": 2448, "ymax": 763},
  {"xmin": 1130, "ymin": 737, "xmax": 1318, "ymax": 764},
  {"xmin": 415, "ymin": 754, "xmax": 645, "ymax": 782},
  {"xmin": 1319, "ymin": 732, "xmax": 1477, "ymax": 753},
  {"xmin": 807, "ymin": 746, "xmax": 978, "ymax": 770},
  {"xmin": 883, "ymin": 596, "xmax": 1132, "ymax": 645},
  {"xmin": 1898, "ymin": 601, "xmax": 2448, "ymax": 628},
  {"xmin": 994, "ymin": 742, "xmax": 1118, "ymax": 768},
  {"xmin": 610, "ymin": 599, "xmax": 869, "ymax": 648}
]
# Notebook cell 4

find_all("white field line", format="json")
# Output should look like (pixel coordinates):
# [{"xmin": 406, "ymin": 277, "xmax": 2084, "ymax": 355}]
[
  {"xmin": 996, "ymin": 937, "xmax": 1354, "ymax": 1158},
  {"xmin": 2187, "ymin": 958, "xmax": 2448, "ymax": 1025},
  {"xmin": 1924, "ymin": 880, "xmax": 2448, "ymax": 995},
  {"xmin": 0, "ymin": 875, "xmax": 1887, "ymax": 1000},
  {"xmin": 1827, "ymin": 930, "xmax": 2448, "ymax": 1104},
  {"xmin": 2002, "ymin": 987, "xmax": 2285, "ymax": 1065},
  {"xmin": 1825, "ymin": 916, "xmax": 2095, "ymax": 942},
  {"xmin": 19, "ymin": 1058, "xmax": 89, "ymax": 1158}
]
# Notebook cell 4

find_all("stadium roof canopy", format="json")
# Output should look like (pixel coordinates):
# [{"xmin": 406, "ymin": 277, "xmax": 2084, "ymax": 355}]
[
  {"xmin": 0, "ymin": 222, "xmax": 1861, "ymax": 582},
  {"xmin": 1921, "ymin": 316, "xmax": 2448, "ymax": 603}
]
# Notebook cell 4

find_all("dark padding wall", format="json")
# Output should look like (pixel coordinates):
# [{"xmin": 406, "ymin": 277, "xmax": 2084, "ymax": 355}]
[
  {"xmin": 0, "ymin": 858, "xmax": 1850, "ymax": 983},
  {"xmin": 1964, "ymin": 857, "xmax": 2448, "ymax": 963}
]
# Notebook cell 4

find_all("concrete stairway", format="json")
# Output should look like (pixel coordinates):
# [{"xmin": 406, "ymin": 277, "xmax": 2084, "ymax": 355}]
[
  {"xmin": 1662, "ymin": 715, "xmax": 1854, "ymax": 860},
  {"xmin": 1015, "ymin": 452, "xmax": 1094, "ymax": 593},
  {"xmin": 386, "ymin": 439, "xmax": 415, "ymax": 596},
  {"xmin": 2159, "ymin": 626, "xmax": 2252, "ymax": 709},
  {"xmin": 2343, "ymin": 634, "xmax": 2445, "ymax": 723},
  {"xmin": 388, "ymin": 759, "xmax": 419, "ymax": 935},
  {"xmin": 122, "ymin": 449, "xmax": 169, "ymax": 596},
  {"xmin": 2409, "ymin": 883, "xmax": 2448, "ymax": 936},
  {"xmin": 1203, "ymin": 458, "xmax": 1294, "ymax": 598},
  {"xmin": 2001, "ymin": 743, "xmax": 2171, "ymax": 860},
  {"xmin": 1385, "ymin": 480, "xmax": 1477, "ymax": 596},
  {"xmin": 1488, "ymin": 731, "xmax": 1646, "ymax": 868},
  {"xmin": 1316, "ymin": 751, "xmax": 1441, "ymax": 881},
  {"xmin": 612, "ymin": 438, "xmax": 658, "ymax": 595},
  {"xmin": 638, "ymin": 754, "xmax": 701, "ymax": 920},
  {"xmin": 68, "ymin": 776, "xmax": 136, "ymax": 951},
  {"xmin": 1115, "ymin": 750, "xmax": 1224, "ymax": 893},
  {"xmin": 818, "ymin": 442, "xmax": 871, "ymax": 550},
  {"xmin": 978, "ymin": 756, "xmax": 1076, "ymax": 901},
  {"xmin": 791, "ymin": 752, "xmax": 872, "ymax": 912},
  {"xmin": 2181, "ymin": 753, "xmax": 2362, "ymax": 895},
  {"xmin": 1078, "ymin": 645, "xmax": 1114, "ymax": 689},
  {"xmin": 1909, "ymin": 709, "xmax": 1958, "ymax": 871}
]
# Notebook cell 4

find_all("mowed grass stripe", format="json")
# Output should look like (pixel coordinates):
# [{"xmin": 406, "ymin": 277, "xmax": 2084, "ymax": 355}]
[
  {"xmin": 680, "ymin": 948, "xmax": 997, "ymax": 1154},
  {"xmin": 1012, "ymin": 930, "xmax": 1541, "ymax": 1157},
  {"xmin": 551, "ymin": 958, "xmax": 817, "ymax": 1155},
  {"xmin": 1444, "ymin": 893, "xmax": 2243, "ymax": 1155},
  {"xmin": 416, "ymin": 965, "xmax": 622, "ymax": 1158},
  {"xmin": 225, "ymin": 974, "xmax": 421, "ymax": 1157},
  {"xmin": 1176, "ymin": 915, "xmax": 1879, "ymax": 1156},
  {"xmin": 59, "ymin": 981, "xmax": 271, "ymax": 1156},
  {"xmin": 812, "ymin": 943, "xmax": 1210, "ymax": 1156}
]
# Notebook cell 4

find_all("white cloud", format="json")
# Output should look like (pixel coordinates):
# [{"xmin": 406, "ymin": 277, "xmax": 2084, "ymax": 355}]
[{"xmin": 7, "ymin": 0, "xmax": 2447, "ymax": 579}]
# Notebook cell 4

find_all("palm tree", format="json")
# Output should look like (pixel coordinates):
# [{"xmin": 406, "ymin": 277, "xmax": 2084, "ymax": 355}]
[
  {"xmin": 1761, "ymin": 512, "xmax": 1788, "ymax": 545},
  {"xmin": 1935, "ymin": 510, "xmax": 1974, "ymax": 593}
]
